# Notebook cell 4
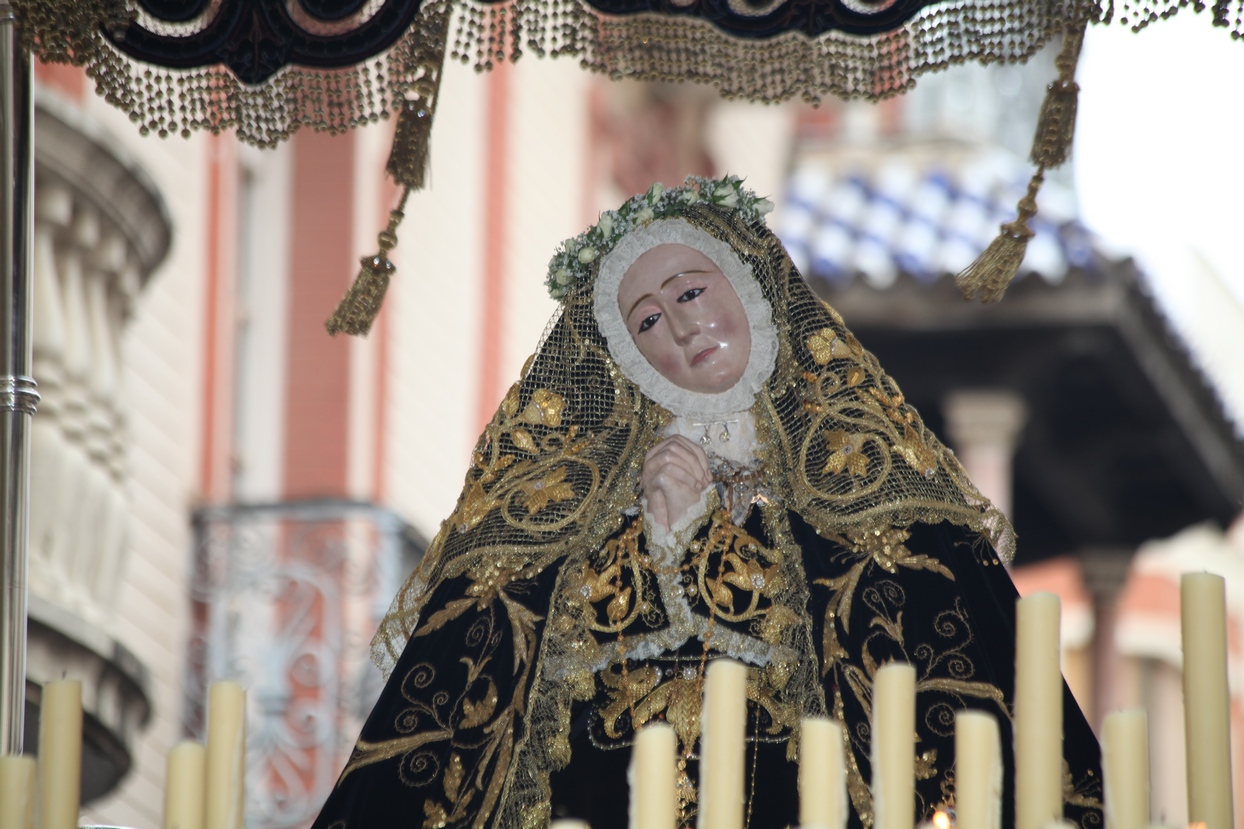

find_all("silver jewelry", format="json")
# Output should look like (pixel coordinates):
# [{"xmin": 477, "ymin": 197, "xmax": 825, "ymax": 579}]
[{"xmin": 693, "ymin": 418, "xmax": 738, "ymax": 445}]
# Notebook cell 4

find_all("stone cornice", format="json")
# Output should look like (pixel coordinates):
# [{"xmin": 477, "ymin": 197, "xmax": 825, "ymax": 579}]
[{"xmin": 34, "ymin": 89, "xmax": 172, "ymax": 280}]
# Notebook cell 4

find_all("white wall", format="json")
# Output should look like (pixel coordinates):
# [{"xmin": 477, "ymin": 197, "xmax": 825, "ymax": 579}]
[
  {"xmin": 384, "ymin": 56, "xmax": 591, "ymax": 540},
  {"xmin": 383, "ymin": 57, "xmax": 489, "ymax": 537},
  {"xmin": 74, "ymin": 95, "xmax": 210, "ymax": 826}
]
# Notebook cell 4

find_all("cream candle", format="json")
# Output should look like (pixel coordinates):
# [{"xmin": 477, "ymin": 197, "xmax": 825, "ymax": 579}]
[
  {"xmin": 630, "ymin": 723, "xmax": 676, "ymax": 829},
  {"xmin": 164, "ymin": 741, "xmax": 207, "ymax": 829},
  {"xmin": 1180, "ymin": 573, "xmax": 1233, "ymax": 829},
  {"xmin": 698, "ymin": 659, "xmax": 747, "ymax": 829},
  {"xmin": 37, "ymin": 679, "xmax": 82, "ymax": 829},
  {"xmin": 0, "ymin": 755, "xmax": 37, "ymax": 829},
  {"xmin": 1015, "ymin": 593, "xmax": 1062, "ymax": 829},
  {"xmin": 954, "ymin": 710, "xmax": 1002, "ymax": 829},
  {"xmin": 871, "ymin": 663, "xmax": 915, "ymax": 829},
  {"xmin": 798, "ymin": 717, "xmax": 847, "ymax": 829},
  {"xmin": 1102, "ymin": 710, "xmax": 1149, "ymax": 829},
  {"xmin": 204, "ymin": 682, "xmax": 246, "ymax": 829}
]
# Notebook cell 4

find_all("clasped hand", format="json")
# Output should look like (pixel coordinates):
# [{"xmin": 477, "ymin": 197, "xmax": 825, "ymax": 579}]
[{"xmin": 641, "ymin": 435, "xmax": 712, "ymax": 531}]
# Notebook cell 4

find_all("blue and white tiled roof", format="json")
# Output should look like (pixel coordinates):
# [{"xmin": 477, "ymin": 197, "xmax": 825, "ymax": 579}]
[{"xmin": 777, "ymin": 149, "xmax": 1104, "ymax": 289}]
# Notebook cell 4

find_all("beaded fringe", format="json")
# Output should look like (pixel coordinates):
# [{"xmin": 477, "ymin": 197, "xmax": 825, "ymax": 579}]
[
  {"xmin": 17, "ymin": 0, "xmax": 1234, "ymax": 320},
  {"xmin": 956, "ymin": 15, "xmax": 1088, "ymax": 304},
  {"xmin": 326, "ymin": 4, "xmax": 451, "ymax": 337},
  {"xmin": 16, "ymin": 0, "xmax": 1241, "ymax": 144}
]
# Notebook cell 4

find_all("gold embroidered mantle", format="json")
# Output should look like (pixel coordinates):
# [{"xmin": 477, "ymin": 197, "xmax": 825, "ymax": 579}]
[{"xmin": 313, "ymin": 205, "xmax": 1099, "ymax": 829}]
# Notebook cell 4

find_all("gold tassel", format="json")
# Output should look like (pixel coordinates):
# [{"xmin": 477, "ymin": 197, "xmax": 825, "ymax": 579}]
[
  {"xmin": 387, "ymin": 87, "xmax": 437, "ymax": 190},
  {"xmin": 956, "ymin": 171, "xmax": 1043, "ymax": 304},
  {"xmin": 325, "ymin": 2, "xmax": 452, "ymax": 336},
  {"xmin": 958, "ymin": 11, "xmax": 1089, "ymax": 304},
  {"xmin": 326, "ymin": 190, "xmax": 410, "ymax": 336},
  {"xmin": 1029, "ymin": 17, "xmax": 1087, "ymax": 169},
  {"xmin": 386, "ymin": 2, "xmax": 451, "ymax": 190}
]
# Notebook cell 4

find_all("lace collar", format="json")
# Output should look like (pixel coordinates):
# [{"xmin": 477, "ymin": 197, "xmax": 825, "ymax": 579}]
[{"xmin": 592, "ymin": 218, "xmax": 778, "ymax": 420}]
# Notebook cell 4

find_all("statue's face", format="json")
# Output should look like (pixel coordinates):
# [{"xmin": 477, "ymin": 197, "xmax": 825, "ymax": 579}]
[{"xmin": 616, "ymin": 243, "xmax": 751, "ymax": 394}]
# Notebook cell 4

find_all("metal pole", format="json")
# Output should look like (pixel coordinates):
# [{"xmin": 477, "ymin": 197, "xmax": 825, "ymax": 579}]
[{"xmin": 0, "ymin": 0, "xmax": 36, "ymax": 756}]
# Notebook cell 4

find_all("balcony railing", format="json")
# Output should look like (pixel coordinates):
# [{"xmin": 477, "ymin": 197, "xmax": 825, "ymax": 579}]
[{"xmin": 189, "ymin": 499, "xmax": 425, "ymax": 829}]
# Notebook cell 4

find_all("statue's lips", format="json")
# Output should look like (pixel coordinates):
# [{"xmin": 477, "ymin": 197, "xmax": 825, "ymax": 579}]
[{"xmin": 691, "ymin": 345, "xmax": 719, "ymax": 367}]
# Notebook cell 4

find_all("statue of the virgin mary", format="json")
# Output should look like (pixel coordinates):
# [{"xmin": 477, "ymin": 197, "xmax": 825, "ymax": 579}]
[{"xmin": 311, "ymin": 177, "xmax": 1103, "ymax": 829}]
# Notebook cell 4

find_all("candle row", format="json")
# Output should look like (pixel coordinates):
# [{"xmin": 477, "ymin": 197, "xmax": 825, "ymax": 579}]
[
  {"xmin": 0, "ymin": 680, "xmax": 247, "ymax": 829},
  {"xmin": 0, "ymin": 679, "xmax": 84, "ymax": 829},
  {"xmin": 164, "ymin": 682, "xmax": 248, "ymax": 829},
  {"xmin": 619, "ymin": 573, "xmax": 1235, "ymax": 829}
]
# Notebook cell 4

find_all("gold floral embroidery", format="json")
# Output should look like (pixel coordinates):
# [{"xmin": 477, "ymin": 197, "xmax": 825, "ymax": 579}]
[
  {"xmin": 600, "ymin": 665, "xmax": 704, "ymax": 750},
  {"xmin": 344, "ymin": 561, "xmax": 547, "ymax": 829},
  {"xmin": 423, "ymin": 798, "xmax": 449, "ymax": 829},
  {"xmin": 443, "ymin": 753, "xmax": 466, "ymax": 802},
  {"xmin": 814, "ymin": 525, "xmax": 954, "ymax": 635},
  {"xmin": 694, "ymin": 511, "xmax": 785, "ymax": 625},
  {"xmin": 519, "ymin": 388, "xmax": 565, "ymax": 428},
  {"xmin": 458, "ymin": 480, "xmax": 501, "ymax": 533},
  {"xmin": 500, "ymin": 383, "xmax": 522, "ymax": 418},
  {"xmin": 498, "ymin": 387, "xmax": 569, "ymax": 455},
  {"xmin": 1063, "ymin": 760, "xmax": 1103, "ymax": 811},
  {"xmin": 460, "ymin": 681, "xmax": 498, "ymax": 728},
  {"xmin": 365, "ymin": 206, "xmax": 1035, "ymax": 829},
  {"xmin": 823, "ymin": 430, "xmax": 870, "ymax": 477},
  {"xmin": 595, "ymin": 661, "xmax": 796, "ymax": 755},
  {"xmin": 710, "ymin": 550, "xmax": 781, "ymax": 611},
  {"xmin": 759, "ymin": 603, "xmax": 800, "ymax": 647},
  {"xmin": 519, "ymin": 466, "xmax": 576, "ymax": 514},
  {"xmin": 892, "ymin": 423, "xmax": 940, "ymax": 478},
  {"xmin": 807, "ymin": 328, "xmax": 862, "ymax": 365},
  {"xmin": 510, "ymin": 427, "xmax": 538, "ymax": 454},
  {"xmin": 570, "ymin": 519, "xmax": 648, "ymax": 634}
]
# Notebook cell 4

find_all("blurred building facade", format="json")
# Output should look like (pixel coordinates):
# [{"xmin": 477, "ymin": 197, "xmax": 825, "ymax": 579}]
[
  {"xmin": 775, "ymin": 51, "xmax": 1244, "ymax": 827},
  {"xmin": 19, "ymin": 37, "xmax": 1244, "ymax": 829}
]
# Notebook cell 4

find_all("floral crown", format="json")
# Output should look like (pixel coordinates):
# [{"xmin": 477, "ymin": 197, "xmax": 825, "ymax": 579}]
[{"xmin": 545, "ymin": 175, "xmax": 775, "ymax": 300}]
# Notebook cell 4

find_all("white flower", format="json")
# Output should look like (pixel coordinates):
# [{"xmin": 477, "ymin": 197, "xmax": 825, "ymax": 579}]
[
  {"xmin": 554, "ymin": 268, "xmax": 572, "ymax": 285},
  {"xmin": 718, "ymin": 191, "xmax": 739, "ymax": 208},
  {"xmin": 598, "ymin": 212, "xmax": 614, "ymax": 239},
  {"xmin": 682, "ymin": 189, "xmax": 698, "ymax": 204},
  {"xmin": 755, "ymin": 198, "xmax": 775, "ymax": 215},
  {"xmin": 647, "ymin": 182, "xmax": 665, "ymax": 202},
  {"xmin": 578, "ymin": 247, "xmax": 598, "ymax": 264},
  {"xmin": 635, "ymin": 206, "xmax": 655, "ymax": 224}
]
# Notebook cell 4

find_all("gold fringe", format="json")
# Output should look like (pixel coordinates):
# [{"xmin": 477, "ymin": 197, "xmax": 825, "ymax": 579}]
[
  {"xmin": 385, "ymin": 4, "xmax": 452, "ymax": 189},
  {"xmin": 327, "ymin": 3, "xmax": 452, "ymax": 336},
  {"xmin": 956, "ymin": 171, "xmax": 1043, "ymax": 304},
  {"xmin": 1029, "ymin": 17, "xmax": 1087, "ymax": 169},
  {"xmin": 1030, "ymin": 78, "xmax": 1079, "ymax": 169},
  {"xmin": 959, "ymin": 11, "xmax": 1089, "ymax": 304},
  {"xmin": 387, "ymin": 98, "xmax": 436, "ymax": 190},
  {"xmin": 326, "ymin": 190, "xmax": 410, "ymax": 337}
]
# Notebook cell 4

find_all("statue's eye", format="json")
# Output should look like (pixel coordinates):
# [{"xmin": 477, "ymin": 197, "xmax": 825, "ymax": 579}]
[
  {"xmin": 678, "ymin": 287, "xmax": 705, "ymax": 303},
  {"xmin": 637, "ymin": 313, "xmax": 660, "ymax": 333}
]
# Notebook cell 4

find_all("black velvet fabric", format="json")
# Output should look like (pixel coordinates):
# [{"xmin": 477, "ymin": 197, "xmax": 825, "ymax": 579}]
[
  {"xmin": 567, "ymin": 0, "xmax": 934, "ymax": 39},
  {"xmin": 312, "ymin": 509, "xmax": 1101, "ymax": 829}
]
